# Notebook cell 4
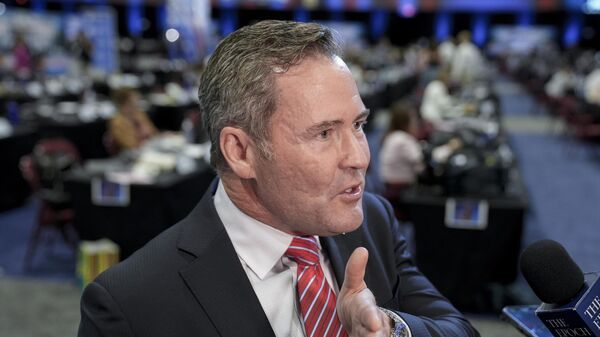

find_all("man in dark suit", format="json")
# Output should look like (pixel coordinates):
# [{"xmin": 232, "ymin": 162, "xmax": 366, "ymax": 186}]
[{"xmin": 78, "ymin": 21, "xmax": 480, "ymax": 337}]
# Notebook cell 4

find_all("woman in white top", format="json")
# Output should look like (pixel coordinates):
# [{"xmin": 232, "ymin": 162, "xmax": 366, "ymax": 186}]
[
  {"xmin": 420, "ymin": 71, "xmax": 454, "ymax": 126},
  {"xmin": 379, "ymin": 101, "xmax": 424, "ymax": 193}
]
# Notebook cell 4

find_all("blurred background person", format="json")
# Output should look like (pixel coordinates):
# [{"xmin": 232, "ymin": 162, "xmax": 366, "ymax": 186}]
[
  {"xmin": 420, "ymin": 70, "xmax": 454, "ymax": 126},
  {"xmin": 450, "ymin": 31, "xmax": 483, "ymax": 84},
  {"xmin": 545, "ymin": 64, "xmax": 577, "ymax": 99},
  {"xmin": 71, "ymin": 30, "xmax": 94, "ymax": 75},
  {"xmin": 12, "ymin": 31, "xmax": 32, "ymax": 79},
  {"xmin": 584, "ymin": 65, "xmax": 600, "ymax": 105},
  {"xmin": 379, "ymin": 101, "xmax": 424, "ymax": 196},
  {"xmin": 0, "ymin": 54, "xmax": 6, "ymax": 79},
  {"xmin": 437, "ymin": 36, "xmax": 456, "ymax": 70},
  {"xmin": 108, "ymin": 87, "xmax": 157, "ymax": 152}
]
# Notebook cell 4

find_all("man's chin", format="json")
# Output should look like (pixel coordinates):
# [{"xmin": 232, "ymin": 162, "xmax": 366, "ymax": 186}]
[{"xmin": 324, "ymin": 213, "xmax": 363, "ymax": 236}]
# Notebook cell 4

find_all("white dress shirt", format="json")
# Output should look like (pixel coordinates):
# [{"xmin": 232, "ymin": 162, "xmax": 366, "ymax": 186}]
[{"xmin": 213, "ymin": 181, "xmax": 339, "ymax": 337}]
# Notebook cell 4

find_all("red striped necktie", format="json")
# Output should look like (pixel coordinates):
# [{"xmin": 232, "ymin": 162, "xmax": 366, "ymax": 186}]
[{"xmin": 285, "ymin": 236, "xmax": 348, "ymax": 337}]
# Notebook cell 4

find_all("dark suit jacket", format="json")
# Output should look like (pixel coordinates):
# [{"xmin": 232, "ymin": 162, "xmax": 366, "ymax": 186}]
[{"xmin": 78, "ymin": 180, "xmax": 479, "ymax": 337}]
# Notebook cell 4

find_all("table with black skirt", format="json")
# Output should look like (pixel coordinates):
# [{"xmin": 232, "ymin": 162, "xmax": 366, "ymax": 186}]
[
  {"xmin": 65, "ymin": 163, "xmax": 216, "ymax": 259},
  {"xmin": 149, "ymin": 103, "xmax": 195, "ymax": 132},
  {"xmin": 38, "ymin": 118, "xmax": 108, "ymax": 160},
  {"xmin": 397, "ymin": 182, "xmax": 528, "ymax": 312}
]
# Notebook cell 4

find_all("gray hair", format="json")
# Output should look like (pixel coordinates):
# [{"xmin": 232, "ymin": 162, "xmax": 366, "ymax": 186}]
[{"xmin": 198, "ymin": 20, "xmax": 341, "ymax": 173}]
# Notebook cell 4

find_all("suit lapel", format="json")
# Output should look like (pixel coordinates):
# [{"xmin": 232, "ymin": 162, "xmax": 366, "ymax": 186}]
[
  {"xmin": 321, "ymin": 218, "xmax": 394, "ymax": 306},
  {"xmin": 321, "ymin": 228, "xmax": 373, "ymax": 289},
  {"xmin": 321, "ymin": 234, "xmax": 354, "ymax": 289},
  {"xmin": 177, "ymin": 180, "xmax": 275, "ymax": 337}
]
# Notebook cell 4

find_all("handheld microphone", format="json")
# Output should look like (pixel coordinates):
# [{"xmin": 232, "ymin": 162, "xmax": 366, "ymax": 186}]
[
  {"xmin": 520, "ymin": 239, "xmax": 585, "ymax": 305},
  {"xmin": 520, "ymin": 240, "xmax": 600, "ymax": 337}
]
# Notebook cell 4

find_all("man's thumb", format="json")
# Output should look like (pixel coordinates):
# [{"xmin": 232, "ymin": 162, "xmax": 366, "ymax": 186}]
[{"xmin": 342, "ymin": 247, "xmax": 369, "ymax": 293}]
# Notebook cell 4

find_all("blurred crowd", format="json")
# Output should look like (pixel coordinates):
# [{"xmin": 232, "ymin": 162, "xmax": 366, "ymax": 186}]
[
  {"xmin": 2, "ymin": 15, "xmax": 597, "ymax": 200},
  {"xmin": 499, "ymin": 39, "xmax": 600, "ymax": 138}
]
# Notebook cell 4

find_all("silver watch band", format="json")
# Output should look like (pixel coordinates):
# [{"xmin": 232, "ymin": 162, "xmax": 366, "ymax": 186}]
[{"xmin": 379, "ymin": 307, "xmax": 409, "ymax": 337}]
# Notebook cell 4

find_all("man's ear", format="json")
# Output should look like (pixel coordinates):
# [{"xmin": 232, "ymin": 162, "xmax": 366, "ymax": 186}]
[{"xmin": 220, "ymin": 126, "xmax": 258, "ymax": 179}]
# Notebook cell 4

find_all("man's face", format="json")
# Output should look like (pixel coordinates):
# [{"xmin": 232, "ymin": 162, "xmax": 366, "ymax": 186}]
[{"xmin": 251, "ymin": 55, "xmax": 370, "ymax": 236}]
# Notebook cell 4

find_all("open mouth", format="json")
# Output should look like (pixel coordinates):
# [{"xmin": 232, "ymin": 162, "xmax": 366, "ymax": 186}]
[{"xmin": 342, "ymin": 184, "xmax": 362, "ymax": 196}]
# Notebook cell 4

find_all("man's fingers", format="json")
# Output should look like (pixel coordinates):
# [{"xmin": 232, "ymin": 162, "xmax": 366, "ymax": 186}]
[{"xmin": 342, "ymin": 247, "xmax": 369, "ymax": 293}]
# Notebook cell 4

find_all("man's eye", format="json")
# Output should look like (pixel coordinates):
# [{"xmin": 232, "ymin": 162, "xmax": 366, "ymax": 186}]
[
  {"xmin": 354, "ymin": 120, "xmax": 367, "ymax": 131},
  {"xmin": 319, "ymin": 130, "xmax": 331, "ymax": 139}
]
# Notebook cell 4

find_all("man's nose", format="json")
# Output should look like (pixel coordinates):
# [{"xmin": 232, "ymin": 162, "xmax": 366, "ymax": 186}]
[{"xmin": 340, "ymin": 132, "xmax": 370, "ymax": 170}]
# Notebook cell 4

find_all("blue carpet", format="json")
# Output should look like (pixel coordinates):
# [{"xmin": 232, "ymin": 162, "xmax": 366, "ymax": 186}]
[
  {"xmin": 0, "ymin": 198, "xmax": 76, "ymax": 282},
  {"xmin": 496, "ymin": 76, "xmax": 548, "ymax": 117},
  {"xmin": 502, "ymin": 93, "xmax": 539, "ymax": 117},
  {"xmin": 509, "ymin": 133, "xmax": 600, "ymax": 273},
  {"xmin": 496, "ymin": 76, "xmax": 599, "ymax": 273}
]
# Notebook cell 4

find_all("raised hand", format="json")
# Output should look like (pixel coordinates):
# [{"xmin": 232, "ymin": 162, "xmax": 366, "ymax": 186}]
[{"xmin": 337, "ymin": 248, "xmax": 392, "ymax": 337}]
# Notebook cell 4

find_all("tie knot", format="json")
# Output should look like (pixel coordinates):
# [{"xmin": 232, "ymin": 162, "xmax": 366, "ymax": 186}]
[{"xmin": 285, "ymin": 236, "xmax": 320, "ymax": 266}]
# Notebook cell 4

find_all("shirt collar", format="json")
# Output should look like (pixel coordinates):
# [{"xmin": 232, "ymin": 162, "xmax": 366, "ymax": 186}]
[{"xmin": 214, "ymin": 181, "xmax": 311, "ymax": 280}]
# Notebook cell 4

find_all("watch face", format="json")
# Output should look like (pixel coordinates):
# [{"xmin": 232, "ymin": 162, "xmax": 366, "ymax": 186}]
[{"xmin": 392, "ymin": 323, "xmax": 407, "ymax": 337}]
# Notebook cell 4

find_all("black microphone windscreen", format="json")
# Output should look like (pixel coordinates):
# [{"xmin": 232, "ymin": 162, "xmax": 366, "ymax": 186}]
[{"xmin": 520, "ymin": 239, "xmax": 585, "ymax": 305}]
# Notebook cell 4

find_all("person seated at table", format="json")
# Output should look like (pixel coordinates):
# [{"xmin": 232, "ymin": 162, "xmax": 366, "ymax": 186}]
[
  {"xmin": 108, "ymin": 88, "xmax": 158, "ymax": 152},
  {"xmin": 71, "ymin": 30, "xmax": 94, "ymax": 75},
  {"xmin": 584, "ymin": 66, "xmax": 600, "ymax": 105},
  {"xmin": 545, "ymin": 64, "xmax": 576, "ymax": 99},
  {"xmin": 379, "ymin": 101, "xmax": 424, "ymax": 197},
  {"xmin": 450, "ymin": 30, "xmax": 483, "ymax": 84},
  {"xmin": 420, "ymin": 70, "xmax": 454, "ymax": 126},
  {"xmin": 437, "ymin": 36, "xmax": 455, "ymax": 69},
  {"xmin": 12, "ymin": 31, "xmax": 32, "ymax": 79}
]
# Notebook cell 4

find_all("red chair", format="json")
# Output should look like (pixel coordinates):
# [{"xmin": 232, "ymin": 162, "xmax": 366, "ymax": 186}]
[{"xmin": 19, "ymin": 138, "xmax": 80, "ymax": 270}]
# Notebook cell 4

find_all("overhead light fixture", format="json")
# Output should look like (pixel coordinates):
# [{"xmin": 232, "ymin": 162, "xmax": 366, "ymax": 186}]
[
  {"xmin": 583, "ymin": 0, "xmax": 600, "ymax": 14},
  {"xmin": 165, "ymin": 28, "xmax": 180, "ymax": 43},
  {"xmin": 399, "ymin": 3, "xmax": 416, "ymax": 18}
]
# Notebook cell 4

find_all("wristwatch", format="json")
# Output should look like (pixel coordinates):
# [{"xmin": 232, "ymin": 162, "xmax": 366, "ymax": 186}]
[{"xmin": 379, "ymin": 307, "xmax": 410, "ymax": 337}]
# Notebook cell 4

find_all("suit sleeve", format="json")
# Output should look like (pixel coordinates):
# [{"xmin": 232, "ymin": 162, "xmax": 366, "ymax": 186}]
[
  {"xmin": 375, "ymin": 195, "xmax": 480, "ymax": 337},
  {"xmin": 78, "ymin": 281, "xmax": 136, "ymax": 337}
]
